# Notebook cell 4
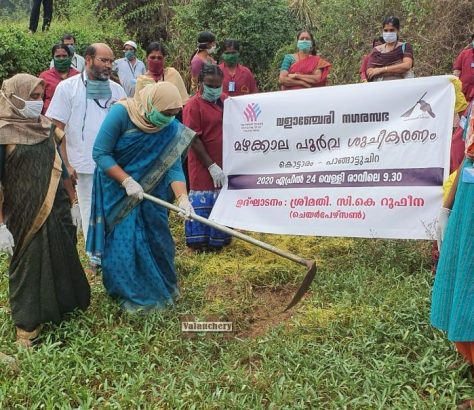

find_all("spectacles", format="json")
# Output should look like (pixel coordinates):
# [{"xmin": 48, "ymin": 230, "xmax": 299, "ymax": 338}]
[{"xmin": 93, "ymin": 56, "xmax": 114, "ymax": 65}]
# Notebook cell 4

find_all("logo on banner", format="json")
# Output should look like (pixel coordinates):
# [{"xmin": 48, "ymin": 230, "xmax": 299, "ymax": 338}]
[
  {"xmin": 244, "ymin": 103, "xmax": 262, "ymax": 122},
  {"xmin": 241, "ymin": 103, "xmax": 263, "ymax": 133},
  {"xmin": 401, "ymin": 91, "xmax": 436, "ymax": 120}
]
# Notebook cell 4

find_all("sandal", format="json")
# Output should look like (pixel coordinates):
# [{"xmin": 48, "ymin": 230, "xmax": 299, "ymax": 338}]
[
  {"xmin": 16, "ymin": 326, "xmax": 42, "ymax": 348},
  {"xmin": 458, "ymin": 399, "xmax": 474, "ymax": 409}
]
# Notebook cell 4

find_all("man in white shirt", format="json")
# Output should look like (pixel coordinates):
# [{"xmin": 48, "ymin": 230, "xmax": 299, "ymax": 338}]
[
  {"xmin": 112, "ymin": 40, "xmax": 145, "ymax": 97},
  {"xmin": 49, "ymin": 33, "xmax": 86, "ymax": 72},
  {"xmin": 46, "ymin": 43, "xmax": 126, "ymax": 242}
]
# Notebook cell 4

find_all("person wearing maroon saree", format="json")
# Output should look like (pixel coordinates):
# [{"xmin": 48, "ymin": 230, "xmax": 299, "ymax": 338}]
[
  {"xmin": 366, "ymin": 16, "xmax": 414, "ymax": 81},
  {"xmin": 453, "ymin": 33, "xmax": 474, "ymax": 102},
  {"xmin": 279, "ymin": 30, "xmax": 331, "ymax": 90},
  {"xmin": 359, "ymin": 37, "xmax": 385, "ymax": 82},
  {"xmin": 219, "ymin": 39, "xmax": 258, "ymax": 97}
]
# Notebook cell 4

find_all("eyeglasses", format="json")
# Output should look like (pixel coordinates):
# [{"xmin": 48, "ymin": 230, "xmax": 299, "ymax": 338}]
[{"xmin": 93, "ymin": 56, "xmax": 114, "ymax": 65}]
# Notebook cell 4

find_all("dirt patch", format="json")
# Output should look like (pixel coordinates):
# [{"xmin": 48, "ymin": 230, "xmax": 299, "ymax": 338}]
[
  {"xmin": 202, "ymin": 276, "xmax": 305, "ymax": 339},
  {"xmin": 237, "ymin": 285, "xmax": 299, "ymax": 339}
]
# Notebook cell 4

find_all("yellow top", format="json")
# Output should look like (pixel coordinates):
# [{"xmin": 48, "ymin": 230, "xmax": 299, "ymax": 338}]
[
  {"xmin": 449, "ymin": 76, "xmax": 468, "ymax": 114},
  {"xmin": 135, "ymin": 67, "xmax": 189, "ymax": 105}
]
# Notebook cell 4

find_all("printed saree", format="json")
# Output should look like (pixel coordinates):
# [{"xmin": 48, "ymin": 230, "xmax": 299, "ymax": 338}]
[{"xmin": 87, "ymin": 120, "xmax": 194, "ymax": 310}]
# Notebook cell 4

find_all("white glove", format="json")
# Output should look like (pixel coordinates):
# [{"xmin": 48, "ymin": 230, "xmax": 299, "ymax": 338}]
[
  {"xmin": 436, "ymin": 207, "xmax": 451, "ymax": 251},
  {"xmin": 177, "ymin": 194, "xmax": 194, "ymax": 220},
  {"xmin": 0, "ymin": 224, "xmax": 14, "ymax": 256},
  {"xmin": 208, "ymin": 163, "xmax": 226, "ymax": 189},
  {"xmin": 121, "ymin": 176, "xmax": 144, "ymax": 200},
  {"xmin": 70, "ymin": 203, "xmax": 82, "ymax": 229}
]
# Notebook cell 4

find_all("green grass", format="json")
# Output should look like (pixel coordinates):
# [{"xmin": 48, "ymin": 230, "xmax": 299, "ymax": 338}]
[{"xmin": 0, "ymin": 214, "xmax": 472, "ymax": 409}]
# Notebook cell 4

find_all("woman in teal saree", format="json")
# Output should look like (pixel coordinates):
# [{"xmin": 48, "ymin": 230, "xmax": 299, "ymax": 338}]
[{"xmin": 87, "ymin": 82, "xmax": 195, "ymax": 312}]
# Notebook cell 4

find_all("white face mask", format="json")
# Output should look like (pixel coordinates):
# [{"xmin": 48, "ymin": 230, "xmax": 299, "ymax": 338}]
[
  {"xmin": 14, "ymin": 95, "xmax": 43, "ymax": 118},
  {"xmin": 382, "ymin": 32, "xmax": 398, "ymax": 44},
  {"xmin": 208, "ymin": 45, "xmax": 217, "ymax": 54}
]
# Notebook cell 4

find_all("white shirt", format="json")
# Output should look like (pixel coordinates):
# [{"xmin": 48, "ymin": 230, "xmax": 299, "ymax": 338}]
[
  {"xmin": 49, "ymin": 53, "xmax": 86, "ymax": 72},
  {"xmin": 46, "ymin": 72, "xmax": 127, "ymax": 174},
  {"xmin": 112, "ymin": 57, "xmax": 146, "ymax": 97}
]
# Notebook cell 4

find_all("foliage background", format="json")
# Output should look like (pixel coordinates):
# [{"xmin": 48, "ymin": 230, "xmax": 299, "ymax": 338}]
[
  {"xmin": 0, "ymin": 0, "xmax": 473, "ymax": 88},
  {"xmin": 1, "ymin": 0, "xmax": 474, "ymax": 407}
]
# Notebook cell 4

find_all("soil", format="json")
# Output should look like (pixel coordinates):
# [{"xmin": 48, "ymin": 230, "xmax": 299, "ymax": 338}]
[
  {"xmin": 237, "ymin": 285, "xmax": 299, "ymax": 339},
  {"xmin": 203, "ymin": 276, "xmax": 306, "ymax": 339}
]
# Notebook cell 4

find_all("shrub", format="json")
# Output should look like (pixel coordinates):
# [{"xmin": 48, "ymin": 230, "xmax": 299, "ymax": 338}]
[
  {"xmin": 167, "ymin": 0, "xmax": 300, "ymax": 91},
  {"xmin": 0, "ymin": 2, "xmax": 126, "ymax": 84}
]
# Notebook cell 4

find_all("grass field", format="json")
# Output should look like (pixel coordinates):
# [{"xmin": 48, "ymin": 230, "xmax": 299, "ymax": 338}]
[{"xmin": 0, "ymin": 215, "xmax": 472, "ymax": 409}]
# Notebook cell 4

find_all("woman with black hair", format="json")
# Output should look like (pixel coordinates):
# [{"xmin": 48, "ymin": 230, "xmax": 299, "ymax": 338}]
[
  {"xmin": 39, "ymin": 44, "xmax": 80, "ymax": 114},
  {"xmin": 218, "ymin": 39, "xmax": 258, "ymax": 96},
  {"xmin": 135, "ymin": 42, "xmax": 189, "ymax": 105},
  {"xmin": 183, "ymin": 64, "xmax": 231, "ymax": 251},
  {"xmin": 190, "ymin": 31, "xmax": 217, "ymax": 94},
  {"xmin": 279, "ymin": 29, "xmax": 331, "ymax": 90},
  {"xmin": 366, "ymin": 16, "xmax": 414, "ymax": 81}
]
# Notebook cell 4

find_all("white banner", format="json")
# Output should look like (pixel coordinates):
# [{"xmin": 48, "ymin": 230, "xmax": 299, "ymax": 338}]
[{"xmin": 210, "ymin": 76, "xmax": 455, "ymax": 239}]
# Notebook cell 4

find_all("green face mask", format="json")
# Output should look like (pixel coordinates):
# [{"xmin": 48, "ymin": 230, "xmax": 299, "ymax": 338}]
[
  {"xmin": 125, "ymin": 50, "xmax": 135, "ymax": 61},
  {"xmin": 145, "ymin": 104, "xmax": 175, "ymax": 128},
  {"xmin": 202, "ymin": 84, "xmax": 222, "ymax": 102},
  {"xmin": 222, "ymin": 52, "xmax": 239, "ymax": 66},
  {"xmin": 54, "ymin": 57, "xmax": 72, "ymax": 73}
]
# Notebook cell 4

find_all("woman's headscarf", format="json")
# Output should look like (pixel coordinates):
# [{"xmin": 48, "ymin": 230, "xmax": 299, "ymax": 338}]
[
  {"xmin": 0, "ymin": 73, "xmax": 51, "ymax": 145},
  {"xmin": 118, "ymin": 81, "xmax": 182, "ymax": 133}
]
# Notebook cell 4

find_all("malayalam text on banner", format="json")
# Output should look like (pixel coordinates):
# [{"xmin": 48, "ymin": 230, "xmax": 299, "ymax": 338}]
[{"xmin": 210, "ymin": 76, "xmax": 455, "ymax": 239}]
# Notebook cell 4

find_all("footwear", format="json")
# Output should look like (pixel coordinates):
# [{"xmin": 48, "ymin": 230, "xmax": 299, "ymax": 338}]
[
  {"xmin": 28, "ymin": 30, "xmax": 34, "ymax": 35},
  {"xmin": 16, "ymin": 326, "xmax": 42, "ymax": 348},
  {"xmin": 458, "ymin": 399, "xmax": 474, "ymax": 409}
]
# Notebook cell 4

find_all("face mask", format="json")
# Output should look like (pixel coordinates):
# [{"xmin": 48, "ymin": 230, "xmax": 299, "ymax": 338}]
[
  {"xmin": 14, "ymin": 95, "xmax": 43, "ymax": 118},
  {"xmin": 222, "ymin": 52, "xmax": 239, "ymax": 66},
  {"xmin": 382, "ymin": 32, "xmax": 398, "ymax": 44},
  {"xmin": 297, "ymin": 40, "xmax": 312, "ymax": 52},
  {"xmin": 54, "ymin": 57, "xmax": 72, "ymax": 73},
  {"xmin": 125, "ymin": 50, "xmax": 135, "ymax": 61},
  {"xmin": 145, "ymin": 104, "xmax": 175, "ymax": 128},
  {"xmin": 208, "ymin": 45, "xmax": 217, "ymax": 54},
  {"xmin": 148, "ymin": 58, "xmax": 164, "ymax": 77},
  {"xmin": 202, "ymin": 84, "xmax": 222, "ymax": 102},
  {"xmin": 472, "ymin": 41, "xmax": 474, "ymax": 48},
  {"xmin": 86, "ymin": 80, "xmax": 112, "ymax": 100},
  {"xmin": 67, "ymin": 44, "xmax": 76, "ymax": 54}
]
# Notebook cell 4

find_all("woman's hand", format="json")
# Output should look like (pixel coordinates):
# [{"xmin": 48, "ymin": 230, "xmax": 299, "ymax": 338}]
[
  {"xmin": 367, "ymin": 67, "xmax": 382, "ymax": 80},
  {"xmin": 177, "ymin": 194, "xmax": 194, "ymax": 220},
  {"xmin": 70, "ymin": 202, "xmax": 82, "ymax": 229},
  {"xmin": 208, "ymin": 163, "xmax": 226, "ymax": 188},
  {"xmin": 0, "ymin": 224, "xmax": 14, "ymax": 256},
  {"xmin": 121, "ymin": 176, "xmax": 144, "ymax": 200},
  {"xmin": 66, "ymin": 165, "xmax": 78, "ymax": 186}
]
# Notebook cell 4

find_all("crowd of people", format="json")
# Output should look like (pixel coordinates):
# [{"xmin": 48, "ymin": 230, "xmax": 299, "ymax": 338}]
[{"xmin": 0, "ymin": 15, "xmax": 473, "ymax": 376}]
